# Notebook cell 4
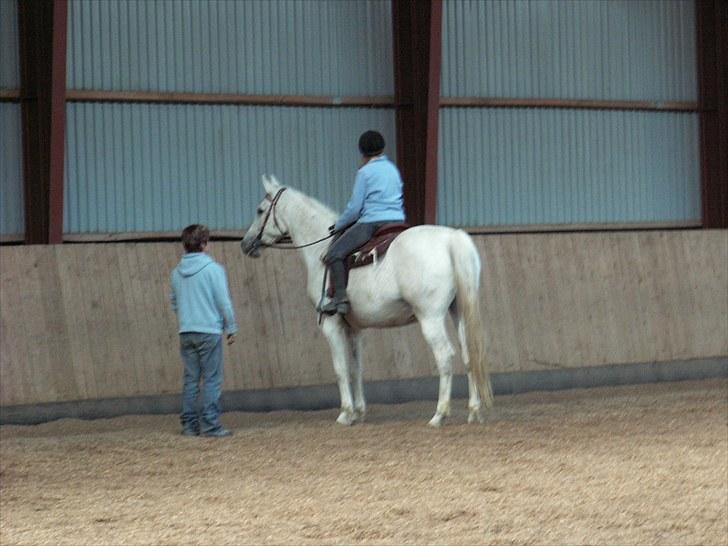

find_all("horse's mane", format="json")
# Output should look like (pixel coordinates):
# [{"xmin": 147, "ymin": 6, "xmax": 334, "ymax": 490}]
[{"xmin": 283, "ymin": 185, "xmax": 338, "ymax": 224}]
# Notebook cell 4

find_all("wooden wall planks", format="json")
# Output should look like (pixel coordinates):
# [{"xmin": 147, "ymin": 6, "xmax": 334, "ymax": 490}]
[{"xmin": 1, "ymin": 230, "xmax": 726, "ymax": 407}]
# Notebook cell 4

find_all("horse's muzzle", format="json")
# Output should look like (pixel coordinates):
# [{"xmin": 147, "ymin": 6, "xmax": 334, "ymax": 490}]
[{"xmin": 240, "ymin": 238, "xmax": 262, "ymax": 258}]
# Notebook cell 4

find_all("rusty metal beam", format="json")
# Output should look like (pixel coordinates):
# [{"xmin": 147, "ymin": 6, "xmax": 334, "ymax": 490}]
[
  {"xmin": 441, "ymin": 97, "xmax": 699, "ymax": 112},
  {"xmin": 18, "ymin": 0, "xmax": 68, "ymax": 244},
  {"xmin": 696, "ymin": 0, "xmax": 728, "ymax": 228},
  {"xmin": 392, "ymin": 0, "xmax": 442, "ymax": 226},
  {"xmin": 65, "ymin": 90, "xmax": 395, "ymax": 107},
  {"xmin": 60, "ymin": 90, "xmax": 700, "ymax": 113},
  {"xmin": 0, "ymin": 89, "xmax": 21, "ymax": 101}
]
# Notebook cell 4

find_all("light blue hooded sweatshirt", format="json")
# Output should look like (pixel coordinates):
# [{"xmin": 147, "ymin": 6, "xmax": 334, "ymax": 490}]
[
  {"xmin": 334, "ymin": 155, "xmax": 406, "ymax": 231},
  {"xmin": 170, "ymin": 252, "xmax": 238, "ymax": 335}
]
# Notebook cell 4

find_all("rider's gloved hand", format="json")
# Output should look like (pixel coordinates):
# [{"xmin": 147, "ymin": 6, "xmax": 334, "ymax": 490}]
[{"xmin": 328, "ymin": 224, "xmax": 336, "ymax": 236}]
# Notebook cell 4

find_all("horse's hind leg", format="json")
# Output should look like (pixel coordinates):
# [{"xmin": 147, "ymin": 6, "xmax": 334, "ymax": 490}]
[
  {"xmin": 321, "ymin": 318, "xmax": 356, "ymax": 425},
  {"xmin": 350, "ymin": 331, "xmax": 366, "ymax": 422},
  {"xmin": 419, "ymin": 315, "xmax": 455, "ymax": 427},
  {"xmin": 450, "ymin": 306, "xmax": 483, "ymax": 424}
]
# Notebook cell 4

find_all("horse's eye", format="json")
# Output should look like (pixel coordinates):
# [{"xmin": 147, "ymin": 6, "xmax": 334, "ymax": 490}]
[{"xmin": 257, "ymin": 208, "xmax": 264, "ymax": 215}]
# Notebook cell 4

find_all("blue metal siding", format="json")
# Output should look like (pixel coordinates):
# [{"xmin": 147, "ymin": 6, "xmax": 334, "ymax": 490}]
[
  {"xmin": 0, "ymin": 0, "xmax": 20, "ymax": 89},
  {"xmin": 438, "ymin": 0, "xmax": 700, "ymax": 227},
  {"xmin": 0, "ymin": 0, "xmax": 23, "ymax": 237},
  {"xmin": 64, "ymin": 103, "xmax": 396, "ymax": 233},
  {"xmin": 442, "ymin": 0, "xmax": 696, "ymax": 101},
  {"xmin": 0, "ymin": 104, "xmax": 24, "ymax": 236},
  {"xmin": 438, "ymin": 108, "xmax": 700, "ymax": 227},
  {"xmin": 63, "ymin": 0, "xmax": 395, "ymax": 235},
  {"xmin": 67, "ymin": 0, "xmax": 393, "ymax": 95}
]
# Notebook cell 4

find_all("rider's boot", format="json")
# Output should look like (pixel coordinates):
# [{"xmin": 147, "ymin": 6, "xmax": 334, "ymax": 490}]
[
  {"xmin": 320, "ymin": 292, "xmax": 350, "ymax": 315},
  {"xmin": 320, "ymin": 261, "xmax": 350, "ymax": 315}
]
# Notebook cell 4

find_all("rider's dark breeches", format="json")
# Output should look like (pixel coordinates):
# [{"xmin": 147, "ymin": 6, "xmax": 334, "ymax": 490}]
[
  {"xmin": 324, "ymin": 221, "xmax": 388, "ymax": 296},
  {"xmin": 324, "ymin": 222, "xmax": 385, "ymax": 263}
]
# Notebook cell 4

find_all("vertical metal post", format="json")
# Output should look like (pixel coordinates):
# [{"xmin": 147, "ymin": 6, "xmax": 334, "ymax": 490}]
[
  {"xmin": 696, "ymin": 0, "xmax": 728, "ymax": 228},
  {"xmin": 18, "ymin": 0, "xmax": 68, "ymax": 244},
  {"xmin": 392, "ymin": 0, "xmax": 443, "ymax": 226}
]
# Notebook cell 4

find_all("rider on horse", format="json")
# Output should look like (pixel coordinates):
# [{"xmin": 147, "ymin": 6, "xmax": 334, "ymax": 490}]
[{"xmin": 320, "ymin": 130, "xmax": 406, "ymax": 315}]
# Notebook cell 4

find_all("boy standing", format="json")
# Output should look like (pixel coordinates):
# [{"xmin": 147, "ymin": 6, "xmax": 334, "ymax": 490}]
[{"xmin": 170, "ymin": 224, "xmax": 237, "ymax": 437}]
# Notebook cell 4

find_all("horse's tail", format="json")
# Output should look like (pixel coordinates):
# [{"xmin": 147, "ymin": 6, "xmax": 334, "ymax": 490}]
[{"xmin": 450, "ymin": 230, "xmax": 493, "ymax": 408}]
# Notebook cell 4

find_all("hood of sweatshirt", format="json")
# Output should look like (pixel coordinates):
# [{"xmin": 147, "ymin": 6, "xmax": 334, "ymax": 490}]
[{"xmin": 176, "ymin": 252, "xmax": 214, "ymax": 277}]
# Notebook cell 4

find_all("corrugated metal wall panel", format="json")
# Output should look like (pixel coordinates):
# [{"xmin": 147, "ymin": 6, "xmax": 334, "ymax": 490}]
[
  {"xmin": 0, "ymin": 0, "xmax": 22, "ymax": 237},
  {"xmin": 0, "ymin": 0, "xmax": 20, "ymax": 89},
  {"xmin": 64, "ymin": 103, "xmax": 396, "ymax": 234},
  {"xmin": 0, "ymin": 104, "xmax": 24, "ymax": 236},
  {"xmin": 67, "ymin": 0, "xmax": 393, "ymax": 95},
  {"xmin": 438, "ymin": 108, "xmax": 700, "ymax": 226},
  {"xmin": 439, "ymin": 0, "xmax": 700, "ymax": 228},
  {"xmin": 441, "ymin": 0, "xmax": 696, "ymax": 101}
]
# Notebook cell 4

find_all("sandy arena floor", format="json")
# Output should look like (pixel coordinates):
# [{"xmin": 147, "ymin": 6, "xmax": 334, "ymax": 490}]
[{"xmin": 1, "ymin": 379, "xmax": 726, "ymax": 546}]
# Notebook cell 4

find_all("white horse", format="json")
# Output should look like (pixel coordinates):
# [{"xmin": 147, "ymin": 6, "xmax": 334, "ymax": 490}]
[{"xmin": 241, "ymin": 175, "xmax": 493, "ymax": 426}]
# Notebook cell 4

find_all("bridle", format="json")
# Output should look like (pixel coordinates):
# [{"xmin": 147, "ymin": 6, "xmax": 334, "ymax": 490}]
[
  {"xmin": 253, "ymin": 187, "xmax": 289, "ymax": 245},
  {"xmin": 252, "ymin": 187, "xmax": 339, "ymax": 251},
  {"xmin": 250, "ymin": 186, "xmax": 345, "ymax": 324}
]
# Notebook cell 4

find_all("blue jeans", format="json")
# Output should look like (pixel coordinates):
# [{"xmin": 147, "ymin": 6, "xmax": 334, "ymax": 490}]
[{"xmin": 180, "ymin": 333, "xmax": 224, "ymax": 432}]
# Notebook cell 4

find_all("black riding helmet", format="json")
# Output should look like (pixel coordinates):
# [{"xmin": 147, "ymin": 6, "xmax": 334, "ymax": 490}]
[{"xmin": 358, "ymin": 130, "xmax": 385, "ymax": 157}]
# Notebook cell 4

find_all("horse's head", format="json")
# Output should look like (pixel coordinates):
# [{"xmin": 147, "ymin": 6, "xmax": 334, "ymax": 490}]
[{"xmin": 241, "ymin": 175, "xmax": 290, "ymax": 258}]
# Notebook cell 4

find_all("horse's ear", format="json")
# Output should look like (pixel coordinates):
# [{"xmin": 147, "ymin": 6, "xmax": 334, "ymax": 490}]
[{"xmin": 262, "ymin": 174, "xmax": 281, "ymax": 195}]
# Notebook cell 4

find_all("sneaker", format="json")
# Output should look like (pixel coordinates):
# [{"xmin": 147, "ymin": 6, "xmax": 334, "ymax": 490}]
[
  {"xmin": 181, "ymin": 428, "xmax": 199, "ymax": 436},
  {"xmin": 202, "ymin": 427, "xmax": 232, "ymax": 438}
]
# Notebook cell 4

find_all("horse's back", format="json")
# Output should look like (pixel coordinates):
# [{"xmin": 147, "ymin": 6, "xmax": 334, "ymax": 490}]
[
  {"xmin": 390, "ymin": 224, "xmax": 471, "ymax": 264},
  {"xmin": 379, "ymin": 225, "xmax": 473, "ymax": 306}
]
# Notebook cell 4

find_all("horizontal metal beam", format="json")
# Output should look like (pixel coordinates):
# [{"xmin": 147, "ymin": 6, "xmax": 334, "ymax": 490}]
[
  {"xmin": 8, "ymin": 89, "xmax": 699, "ymax": 113},
  {"xmin": 459, "ymin": 221, "xmax": 703, "ymax": 235},
  {"xmin": 441, "ymin": 97, "xmax": 699, "ymax": 112},
  {"xmin": 18, "ymin": 219, "xmax": 698, "ymax": 244},
  {"xmin": 66, "ymin": 90, "xmax": 396, "ymax": 107},
  {"xmin": 0, "ymin": 89, "xmax": 21, "ymax": 101}
]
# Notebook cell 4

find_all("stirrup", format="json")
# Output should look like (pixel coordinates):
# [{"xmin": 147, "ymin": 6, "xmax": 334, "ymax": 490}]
[{"xmin": 319, "ymin": 297, "xmax": 350, "ymax": 315}]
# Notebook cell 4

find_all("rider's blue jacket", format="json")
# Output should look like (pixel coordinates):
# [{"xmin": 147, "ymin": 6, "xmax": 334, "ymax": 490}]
[{"xmin": 334, "ymin": 155, "xmax": 406, "ymax": 231}]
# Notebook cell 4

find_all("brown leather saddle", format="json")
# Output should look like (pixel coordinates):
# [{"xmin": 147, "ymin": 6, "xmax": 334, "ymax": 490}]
[
  {"xmin": 347, "ymin": 222, "xmax": 409, "ymax": 268},
  {"xmin": 327, "ymin": 222, "xmax": 409, "ymax": 297}
]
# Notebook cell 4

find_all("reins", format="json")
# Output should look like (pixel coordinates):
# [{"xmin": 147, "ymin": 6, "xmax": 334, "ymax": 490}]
[
  {"xmin": 255, "ymin": 187, "xmax": 340, "ymax": 250},
  {"xmin": 265, "ymin": 232, "xmax": 338, "ymax": 250},
  {"xmin": 251, "ymin": 186, "xmax": 341, "ymax": 324}
]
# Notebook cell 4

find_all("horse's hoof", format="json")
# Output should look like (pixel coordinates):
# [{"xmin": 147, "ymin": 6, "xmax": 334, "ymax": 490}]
[
  {"xmin": 336, "ymin": 411, "xmax": 354, "ymax": 426},
  {"xmin": 468, "ymin": 408, "xmax": 484, "ymax": 424},
  {"xmin": 353, "ymin": 409, "xmax": 366, "ymax": 423},
  {"xmin": 428, "ymin": 414, "xmax": 445, "ymax": 427}
]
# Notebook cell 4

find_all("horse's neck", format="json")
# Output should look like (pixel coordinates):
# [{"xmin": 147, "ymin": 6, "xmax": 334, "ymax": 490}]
[{"xmin": 280, "ymin": 190, "xmax": 336, "ymax": 281}]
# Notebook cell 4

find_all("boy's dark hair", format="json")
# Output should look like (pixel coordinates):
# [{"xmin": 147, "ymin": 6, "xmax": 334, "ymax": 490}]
[{"xmin": 181, "ymin": 224, "xmax": 209, "ymax": 252}]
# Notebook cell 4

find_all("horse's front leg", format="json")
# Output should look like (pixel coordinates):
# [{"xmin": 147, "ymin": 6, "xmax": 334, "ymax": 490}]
[
  {"xmin": 350, "ymin": 331, "xmax": 366, "ymax": 422},
  {"xmin": 321, "ymin": 317, "xmax": 356, "ymax": 425}
]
